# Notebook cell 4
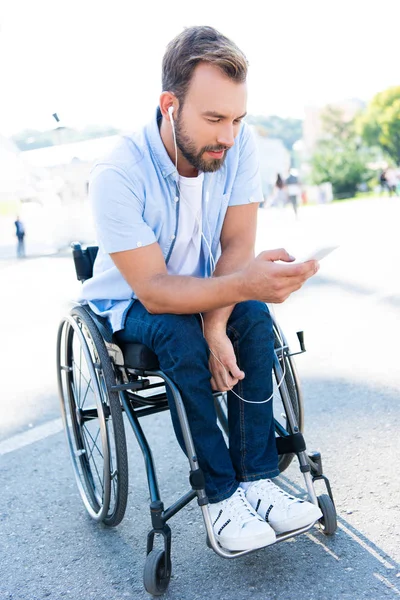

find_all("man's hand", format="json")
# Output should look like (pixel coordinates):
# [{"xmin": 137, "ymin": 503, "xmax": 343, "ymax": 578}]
[
  {"xmin": 243, "ymin": 248, "xmax": 319, "ymax": 304},
  {"xmin": 205, "ymin": 330, "xmax": 244, "ymax": 392}
]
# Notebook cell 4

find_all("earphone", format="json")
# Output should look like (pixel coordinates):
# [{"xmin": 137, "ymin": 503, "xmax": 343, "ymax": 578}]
[
  {"xmin": 167, "ymin": 103, "xmax": 213, "ymax": 274},
  {"xmin": 168, "ymin": 105, "xmax": 178, "ymax": 173},
  {"xmin": 167, "ymin": 105, "xmax": 286, "ymax": 404}
]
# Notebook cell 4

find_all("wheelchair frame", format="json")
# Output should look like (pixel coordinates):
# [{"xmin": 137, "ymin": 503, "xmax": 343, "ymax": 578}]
[{"xmin": 56, "ymin": 243, "xmax": 337, "ymax": 596}]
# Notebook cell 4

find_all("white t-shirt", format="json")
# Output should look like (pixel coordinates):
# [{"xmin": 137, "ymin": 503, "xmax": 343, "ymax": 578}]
[{"xmin": 167, "ymin": 171, "xmax": 204, "ymax": 276}]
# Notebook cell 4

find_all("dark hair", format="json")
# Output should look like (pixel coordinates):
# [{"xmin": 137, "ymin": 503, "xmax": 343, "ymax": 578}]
[{"xmin": 162, "ymin": 26, "xmax": 248, "ymax": 103}]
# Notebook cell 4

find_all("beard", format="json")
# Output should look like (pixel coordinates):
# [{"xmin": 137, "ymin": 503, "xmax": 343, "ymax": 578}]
[{"xmin": 174, "ymin": 114, "xmax": 229, "ymax": 173}]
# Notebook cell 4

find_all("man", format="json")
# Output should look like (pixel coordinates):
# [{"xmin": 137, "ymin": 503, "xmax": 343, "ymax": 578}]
[
  {"xmin": 14, "ymin": 216, "xmax": 25, "ymax": 258},
  {"xmin": 285, "ymin": 169, "xmax": 301, "ymax": 218},
  {"xmin": 80, "ymin": 26, "xmax": 322, "ymax": 552},
  {"xmin": 385, "ymin": 167, "xmax": 399, "ymax": 196}
]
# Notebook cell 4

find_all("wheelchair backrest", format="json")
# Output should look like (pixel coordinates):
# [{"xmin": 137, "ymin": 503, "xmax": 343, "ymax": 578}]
[{"xmin": 71, "ymin": 243, "xmax": 99, "ymax": 282}]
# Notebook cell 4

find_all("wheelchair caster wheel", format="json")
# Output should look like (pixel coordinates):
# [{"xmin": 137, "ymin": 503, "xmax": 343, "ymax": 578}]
[
  {"xmin": 143, "ymin": 549, "xmax": 171, "ymax": 596},
  {"xmin": 317, "ymin": 493, "xmax": 337, "ymax": 536}
]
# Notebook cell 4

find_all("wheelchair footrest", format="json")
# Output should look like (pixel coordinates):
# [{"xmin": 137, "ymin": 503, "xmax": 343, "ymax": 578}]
[{"xmin": 276, "ymin": 432, "xmax": 306, "ymax": 455}]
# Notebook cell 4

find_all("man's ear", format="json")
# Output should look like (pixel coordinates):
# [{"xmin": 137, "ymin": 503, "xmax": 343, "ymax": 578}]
[{"xmin": 160, "ymin": 91, "xmax": 179, "ymax": 122}]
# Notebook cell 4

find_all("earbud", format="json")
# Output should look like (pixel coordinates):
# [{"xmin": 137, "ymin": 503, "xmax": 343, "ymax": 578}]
[{"xmin": 168, "ymin": 105, "xmax": 178, "ymax": 171}]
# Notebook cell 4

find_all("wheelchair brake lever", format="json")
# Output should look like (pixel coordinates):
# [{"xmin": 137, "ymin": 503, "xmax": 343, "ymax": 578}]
[{"xmin": 289, "ymin": 331, "xmax": 306, "ymax": 356}]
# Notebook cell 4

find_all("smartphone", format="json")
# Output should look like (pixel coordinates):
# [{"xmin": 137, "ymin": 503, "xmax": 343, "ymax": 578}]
[{"xmin": 298, "ymin": 245, "xmax": 339, "ymax": 262}]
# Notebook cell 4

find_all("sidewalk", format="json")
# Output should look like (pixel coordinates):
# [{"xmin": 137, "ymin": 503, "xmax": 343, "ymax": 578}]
[{"xmin": 1, "ymin": 196, "xmax": 400, "ymax": 598}]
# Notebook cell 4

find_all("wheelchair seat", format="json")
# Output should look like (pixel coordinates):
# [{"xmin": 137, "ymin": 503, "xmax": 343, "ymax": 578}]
[
  {"xmin": 72, "ymin": 242, "xmax": 159, "ymax": 371},
  {"xmin": 119, "ymin": 340, "xmax": 160, "ymax": 370}
]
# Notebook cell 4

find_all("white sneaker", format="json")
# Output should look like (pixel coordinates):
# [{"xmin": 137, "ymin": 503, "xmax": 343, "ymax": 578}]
[
  {"xmin": 245, "ymin": 479, "xmax": 323, "ymax": 534},
  {"xmin": 208, "ymin": 487, "xmax": 276, "ymax": 551}
]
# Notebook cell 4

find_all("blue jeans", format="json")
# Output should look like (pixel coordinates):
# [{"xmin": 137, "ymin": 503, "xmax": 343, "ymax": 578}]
[
  {"xmin": 115, "ymin": 300, "xmax": 279, "ymax": 503},
  {"xmin": 17, "ymin": 236, "xmax": 25, "ymax": 258}
]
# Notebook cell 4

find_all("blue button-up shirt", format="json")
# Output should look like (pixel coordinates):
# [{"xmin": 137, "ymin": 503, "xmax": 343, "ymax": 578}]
[{"xmin": 79, "ymin": 108, "xmax": 263, "ymax": 332}]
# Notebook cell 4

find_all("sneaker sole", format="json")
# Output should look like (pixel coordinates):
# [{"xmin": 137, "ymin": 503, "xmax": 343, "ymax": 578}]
[
  {"xmin": 217, "ymin": 530, "xmax": 276, "ymax": 552},
  {"xmin": 271, "ymin": 509, "xmax": 323, "ymax": 534}
]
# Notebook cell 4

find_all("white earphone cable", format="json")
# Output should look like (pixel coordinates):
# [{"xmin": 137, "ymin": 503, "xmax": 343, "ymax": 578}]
[{"xmin": 169, "ymin": 109, "xmax": 287, "ymax": 405}]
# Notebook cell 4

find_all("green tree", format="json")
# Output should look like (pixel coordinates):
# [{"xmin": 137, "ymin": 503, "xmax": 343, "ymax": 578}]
[
  {"xmin": 310, "ymin": 106, "xmax": 373, "ymax": 197},
  {"xmin": 358, "ymin": 86, "xmax": 400, "ymax": 165}
]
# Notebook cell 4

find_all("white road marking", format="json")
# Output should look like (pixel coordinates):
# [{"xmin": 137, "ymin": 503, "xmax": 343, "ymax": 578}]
[
  {"xmin": 305, "ymin": 532, "xmax": 340, "ymax": 560},
  {"xmin": 280, "ymin": 476, "xmax": 397, "ymax": 571},
  {"xmin": 374, "ymin": 573, "xmax": 400, "ymax": 596},
  {"xmin": 0, "ymin": 418, "xmax": 63, "ymax": 456},
  {"xmin": 338, "ymin": 523, "xmax": 396, "ymax": 571}
]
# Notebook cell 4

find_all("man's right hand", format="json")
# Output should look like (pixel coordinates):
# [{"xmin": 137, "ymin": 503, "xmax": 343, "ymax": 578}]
[{"xmin": 242, "ymin": 248, "xmax": 319, "ymax": 304}]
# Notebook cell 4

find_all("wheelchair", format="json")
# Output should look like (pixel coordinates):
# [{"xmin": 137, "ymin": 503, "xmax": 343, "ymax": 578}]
[{"xmin": 56, "ymin": 243, "xmax": 337, "ymax": 596}]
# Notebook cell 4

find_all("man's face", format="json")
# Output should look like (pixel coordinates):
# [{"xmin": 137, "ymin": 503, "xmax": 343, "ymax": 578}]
[{"xmin": 174, "ymin": 63, "xmax": 247, "ymax": 173}]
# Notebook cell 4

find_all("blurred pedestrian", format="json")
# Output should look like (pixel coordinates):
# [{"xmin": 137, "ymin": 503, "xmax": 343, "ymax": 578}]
[
  {"xmin": 273, "ymin": 173, "xmax": 287, "ymax": 208},
  {"xmin": 385, "ymin": 168, "xmax": 399, "ymax": 196},
  {"xmin": 379, "ymin": 169, "xmax": 388, "ymax": 195},
  {"xmin": 14, "ymin": 216, "xmax": 26, "ymax": 258},
  {"xmin": 285, "ymin": 169, "xmax": 301, "ymax": 218}
]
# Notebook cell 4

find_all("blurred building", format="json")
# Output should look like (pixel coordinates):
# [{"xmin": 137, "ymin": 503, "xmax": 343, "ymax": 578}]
[
  {"xmin": 19, "ymin": 135, "xmax": 121, "ymax": 247},
  {"xmin": 0, "ymin": 134, "xmax": 34, "ymax": 203},
  {"xmin": 22, "ymin": 135, "xmax": 121, "ymax": 202},
  {"xmin": 251, "ymin": 127, "xmax": 291, "ymax": 200},
  {"xmin": 0, "ymin": 132, "xmax": 121, "ymax": 251}
]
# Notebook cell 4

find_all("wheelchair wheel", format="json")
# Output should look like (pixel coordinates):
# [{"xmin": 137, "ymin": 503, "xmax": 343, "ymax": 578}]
[
  {"xmin": 272, "ymin": 319, "xmax": 304, "ymax": 472},
  {"xmin": 214, "ymin": 317, "xmax": 303, "ymax": 473},
  {"xmin": 56, "ymin": 306, "xmax": 128, "ymax": 526},
  {"xmin": 143, "ymin": 549, "xmax": 171, "ymax": 596},
  {"xmin": 317, "ymin": 494, "xmax": 337, "ymax": 536}
]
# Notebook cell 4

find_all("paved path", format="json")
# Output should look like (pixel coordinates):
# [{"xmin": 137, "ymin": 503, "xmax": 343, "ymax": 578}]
[{"xmin": 1, "ymin": 197, "xmax": 399, "ymax": 599}]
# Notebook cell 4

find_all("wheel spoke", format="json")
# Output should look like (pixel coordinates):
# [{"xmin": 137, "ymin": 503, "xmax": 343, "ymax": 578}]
[
  {"xmin": 72, "ymin": 359, "xmax": 94, "ymax": 408},
  {"xmin": 81, "ymin": 426, "xmax": 104, "ymax": 492},
  {"xmin": 79, "ymin": 340, "xmax": 82, "ymax": 401},
  {"xmin": 79, "ymin": 376, "xmax": 93, "ymax": 410},
  {"xmin": 82, "ymin": 424, "xmax": 103, "ymax": 460}
]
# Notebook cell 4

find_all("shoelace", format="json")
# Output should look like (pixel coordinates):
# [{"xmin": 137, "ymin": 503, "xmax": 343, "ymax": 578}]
[
  {"xmin": 226, "ymin": 488, "xmax": 263, "ymax": 526},
  {"xmin": 254, "ymin": 480, "xmax": 300, "ymax": 509}
]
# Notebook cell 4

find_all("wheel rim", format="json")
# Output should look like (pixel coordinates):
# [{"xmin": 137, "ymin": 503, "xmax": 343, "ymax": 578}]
[
  {"xmin": 57, "ymin": 315, "xmax": 111, "ymax": 521},
  {"xmin": 272, "ymin": 323, "xmax": 302, "ymax": 430}
]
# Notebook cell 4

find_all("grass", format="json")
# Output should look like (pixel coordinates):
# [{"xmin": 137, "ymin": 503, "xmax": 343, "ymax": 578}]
[
  {"xmin": 332, "ymin": 190, "xmax": 380, "ymax": 203},
  {"xmin": 0, "ymin": 200, "xmax": 20, "ymax": 217}
]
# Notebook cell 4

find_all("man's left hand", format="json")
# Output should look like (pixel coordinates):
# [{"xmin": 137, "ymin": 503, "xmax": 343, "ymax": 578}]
[{"xmin": 205, "ymin": 331, "xmax": 245, "ymax": 391}]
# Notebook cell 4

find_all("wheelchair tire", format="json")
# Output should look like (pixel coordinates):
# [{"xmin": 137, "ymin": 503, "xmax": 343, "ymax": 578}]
[
  {"xmin": 272, "ymin": 319, "xmax": 304, "ymax": 472},
  {"xmin": 143, "ymin": 549, "xmax": 171, "ymax": 596},
  {"xmin": 56, "ymin": 306, "xmax": 128, "ymax": 526},
  {"xmin": 317, "ymin": 493, "xmax": 337, "ymax": 536},
  {"xmin": 214, "ymin": 316, "xmax": 303, "ymax": 474}
]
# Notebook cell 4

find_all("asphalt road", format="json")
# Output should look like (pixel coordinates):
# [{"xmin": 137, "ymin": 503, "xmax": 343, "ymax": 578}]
[{"xmin": 1, "ymin": 197, "xmax": 399, "ymax": 600}]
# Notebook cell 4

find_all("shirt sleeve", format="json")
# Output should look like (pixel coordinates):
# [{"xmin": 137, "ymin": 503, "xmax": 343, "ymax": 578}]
[
  {"xmin": 90, "ymin": 165, "xmax": 157, "ymax": 254},
  {"xmin": 228, "ymin": 124, "xmax": 264, "ymax": 207}
]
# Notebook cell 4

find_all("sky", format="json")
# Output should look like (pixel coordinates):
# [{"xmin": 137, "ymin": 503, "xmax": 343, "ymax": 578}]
[{"xmin": 0, "ymin": 0, "xmax": 399, "ymax": 136}]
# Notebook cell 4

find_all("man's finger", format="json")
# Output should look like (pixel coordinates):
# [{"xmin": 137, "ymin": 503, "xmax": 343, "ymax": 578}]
[
  {"xmin": 227, "ymin": 361, "xmax": 245, "ymax": 380},
  {"xmin": 273, "ymin": 259, "xmax": 319, "ymax": 279},
  {"xmin": 259, "ymin": 248, "xmax": 295, "ymax": 263},
  {"xmin": 217, "ymin": 367, "xmax": 239, "ymax": 391},
  {"xmin": 210, "ymin": 376, "xmax": 218, "ymax": 391}
]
